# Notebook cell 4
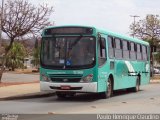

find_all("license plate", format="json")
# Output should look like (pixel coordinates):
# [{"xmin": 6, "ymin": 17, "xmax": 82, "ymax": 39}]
[{"xmin": 60, "ymin": 86, "xmax": 71, "ymax": 90}]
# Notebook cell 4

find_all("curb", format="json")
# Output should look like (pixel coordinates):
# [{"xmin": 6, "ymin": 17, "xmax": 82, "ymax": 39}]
[
  {"xmin": 150, "ymin": 80, "xmax": 160, "ymax": 84},
  {"xmin": 0, "ymin": 92, "xmax": 55, "ymax": 101},
  {"xmin": 150, "ymin": 82, "xmax": 160, "ymax": 84}
]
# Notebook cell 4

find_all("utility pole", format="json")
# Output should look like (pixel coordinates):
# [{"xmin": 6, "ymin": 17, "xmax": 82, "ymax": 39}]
[
  {"xmin": 130, "ymin": 15, "xmax": 140, "ymax": 38},
  {"xmin": 0, "ymin": 0, "xmax": 4, "ymax": 48}
]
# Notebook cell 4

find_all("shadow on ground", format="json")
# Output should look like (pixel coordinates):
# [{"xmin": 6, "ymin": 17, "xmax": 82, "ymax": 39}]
[{"xmin": 3, "ymin": 89, "xmax": 143, "ymax": 103}]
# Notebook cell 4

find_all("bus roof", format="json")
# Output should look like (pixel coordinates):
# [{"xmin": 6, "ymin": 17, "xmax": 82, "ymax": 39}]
[
  {"xmin": 96, "ymin": 28, "xmax": 149, "ymax": 46},
  {"xmin": 43, "ymin": 25, "xmax": 149, "ymax": 46}
]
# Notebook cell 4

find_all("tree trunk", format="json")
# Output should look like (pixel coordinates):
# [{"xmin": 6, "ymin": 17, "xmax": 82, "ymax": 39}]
[
  {"xmin": 0, "ymin": 67, "xmax": 5, "ymax": 83},
  {"xmin": 0, "ymin": 53, "xmax": 7, "ymax": 83},
  {"xmin": 0, "ymin": 39, "xmax": 14, "ymax": 82},
  {"xmin": 12, "ymin": 66, "xmax": 15, "ymax": 71},
  {"xmin": 0, "ymin": 35, "xmax": 16, "ymax": 83}
]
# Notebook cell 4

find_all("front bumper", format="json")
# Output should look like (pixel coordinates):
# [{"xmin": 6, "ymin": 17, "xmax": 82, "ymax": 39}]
[{"xmin": 40, "ymin": 81, "xmax": 97, "ymax": 93}]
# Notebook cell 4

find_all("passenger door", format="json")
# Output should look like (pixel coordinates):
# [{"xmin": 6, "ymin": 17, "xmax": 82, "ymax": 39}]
[{"xmin": 97, "ymin": 34, "xmax": 109, "ymax": 92}]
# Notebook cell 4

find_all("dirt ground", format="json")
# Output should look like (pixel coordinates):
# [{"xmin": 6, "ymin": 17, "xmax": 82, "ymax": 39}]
[{"xmin": 0, "ymin": 81, "xmax": 39, "ymax": 87}]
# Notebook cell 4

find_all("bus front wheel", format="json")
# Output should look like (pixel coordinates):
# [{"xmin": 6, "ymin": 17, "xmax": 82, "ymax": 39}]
[{"xmin": 101, "ymin": 78, "xmax": 113, "ymax": 99}]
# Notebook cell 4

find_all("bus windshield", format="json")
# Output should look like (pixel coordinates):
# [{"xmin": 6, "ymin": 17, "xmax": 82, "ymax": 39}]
[{"xmin": 41, "ymin": 36, "xmax": 96, "ymax": 69}]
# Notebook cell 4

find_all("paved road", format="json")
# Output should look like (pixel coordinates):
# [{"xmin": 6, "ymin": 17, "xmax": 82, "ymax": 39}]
[
  {"xmin": 0, "ymin": 84, "xmax": 160, "ymax": 114},
  {"xmin": 1, "ymin": 73, "xmax": 39, "ymax": 83}
]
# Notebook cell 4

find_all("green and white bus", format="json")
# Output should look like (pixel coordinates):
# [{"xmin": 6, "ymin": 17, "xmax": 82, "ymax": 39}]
[{"xmin": 40, "ymin": 25, "xmax": 150, "ymax": 98}]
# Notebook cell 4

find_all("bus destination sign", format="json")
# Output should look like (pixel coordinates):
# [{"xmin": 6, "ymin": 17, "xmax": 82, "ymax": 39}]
[{"xmin": 44, "ymin": 27, "xmax": 93, "ymax": 35}]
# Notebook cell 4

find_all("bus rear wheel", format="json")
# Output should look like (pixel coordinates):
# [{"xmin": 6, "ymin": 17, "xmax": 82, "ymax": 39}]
[
  {"xmin": 128, "ymin": 77, "xmax": 140, "ymax": 92},
  {"xmin": 101, "ymin": 78, "xmax": 113, "ymax": 99},
  {"xmin": 133, "ymin": 77, "xmax": 140, "ymax": 92}
]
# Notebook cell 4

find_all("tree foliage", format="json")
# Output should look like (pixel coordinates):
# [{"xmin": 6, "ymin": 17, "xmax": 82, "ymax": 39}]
[
  {"xmin": 154, "ymin": 52, "xmax": 160, "ymax": 63},
  {"xmin": 130, "ymin": 14, "xmax": 160, "ymax": 45},
  {"xmin": 130, "ymin": 14, "xmax": 160, "ymax": 65},
  {"xmin": 6, "ymin": 42, "xmax": 26, "ymax": 71},
  {"xmin": 32, "ymin": 39, "xmax": 40, "ymax": 69}
]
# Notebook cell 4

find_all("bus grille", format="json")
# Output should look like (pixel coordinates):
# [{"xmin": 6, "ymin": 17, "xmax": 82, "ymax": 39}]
[
  {"xmin": 48, "ymin": 74, "xmax": 82, "ymax": 83},
  {"xmin": 50, "ymin": 78, "xmax": 81, "ymax": 83},
  {"xmin": 48, "ymin": 74, "xmax": 82, "ymax": 78}
]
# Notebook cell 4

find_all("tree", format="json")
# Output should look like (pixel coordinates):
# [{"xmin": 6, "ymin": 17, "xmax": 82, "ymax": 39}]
[
  {"xmin": 6, "ymin": 42, "xmax": 26, "ymax": 71},
  {"xmin": 130, "ymin": 14, "xmax": 160, "ymax": 69},
  {"xmin": 130, "ymin": 14, "xmax": 160, "ymax": 45},
  {"xmin": 32, "ymin": 38, "xmax": 40, "ymax": 69},
  {"xmin": 154, "ymin": 52, "xmax": 160, "ymax": 63},
  {"xmin": 0, "ymin": 0, "xmax": 53, "ymax": 82}
]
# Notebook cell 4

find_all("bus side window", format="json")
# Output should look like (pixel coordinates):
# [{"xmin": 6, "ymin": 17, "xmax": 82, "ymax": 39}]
[
  {"xmin": 98, "ymin": 37, "xmax": 107, "ymax": 66},
  {"xmin": 147, "ymin": 46, "xmax": 149, "ymax": 61},
  {"xmin": 142, "ymin": 45, "xmax": 147, "ymax": 61},
  {"xmin": 130, "ymin": 42, "xmax": 136, "ymax": 60},
  {"xmin": 108, "ymin": 36, "xmax": 114, "ymax": 59},
  {"xmin": 115, "ymin": 38, "xmax": 123, "ymax": 59},
  {"xmin": 137, "ymin": 44, "xmax": 142, "ymax": 60},
  {"xmin": 122, "ymin": 40, "xmax": 130, "ymax": 59}
]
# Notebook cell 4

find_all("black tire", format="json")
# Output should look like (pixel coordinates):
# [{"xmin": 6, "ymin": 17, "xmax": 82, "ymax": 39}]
[
  {"xmin": 128, "ymin": 77, "xmax": 140, "ymax": 92},
  {"xmin": 101, "ymin": 78, "xmax": 113, "ymax": 99},
  {"xmin": 56, "ymin": 92, "xmax": 67, "ymax": 99},
  {"xmin": 133, "ymin": 77, "xmax": 140, "ymax": 92}
]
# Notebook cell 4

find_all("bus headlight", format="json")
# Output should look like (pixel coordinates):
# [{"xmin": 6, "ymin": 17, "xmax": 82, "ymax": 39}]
[
  {"xmin": 41, "ymin": 74, "xmax": 51, "ymax": 82},
  {"xmin": 80, "ymin": 74, "xmax": 93, "ymax": 83}
]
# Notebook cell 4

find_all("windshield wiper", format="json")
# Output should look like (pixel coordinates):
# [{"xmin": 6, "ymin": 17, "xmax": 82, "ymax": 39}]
[{"xmin": 70, "ymin": 35, "xmax": 83, "ymax": 49}]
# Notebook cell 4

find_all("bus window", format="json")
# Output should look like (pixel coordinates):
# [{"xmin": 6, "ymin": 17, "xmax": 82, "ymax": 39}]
[
  {"xmin": 122, "ymin": 40, "xmax": 130, "ymax": 59},
  {"xmin": 115, "ymin": 38, "xmax": 122, "ymax": 59},
  {"xmin": 98, "ymin": 37, "xmax": 107, "ymax": 66},
  {"xmin": 137, "ymin": 44, "xmax": 142, "ymax": 60},
  {"xmin": 142, "ymin": 45, "xmax": 147, "ymax": 61},
  {"xmin": 130, "ymin": 42, "xmax": 136, "ymax": 60},
  {"xmin": 108, "ymin": 36, "xmax": 114, "ymax": 59},
  {"xmin": 41, "ymin": 36, "xmax": 95, "ymax": 68}
]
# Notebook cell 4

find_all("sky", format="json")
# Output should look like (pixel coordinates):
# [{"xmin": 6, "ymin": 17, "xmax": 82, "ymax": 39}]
[{"xmin": 1, "ymin": 0, "xmax": 160, "ymax": 36}]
